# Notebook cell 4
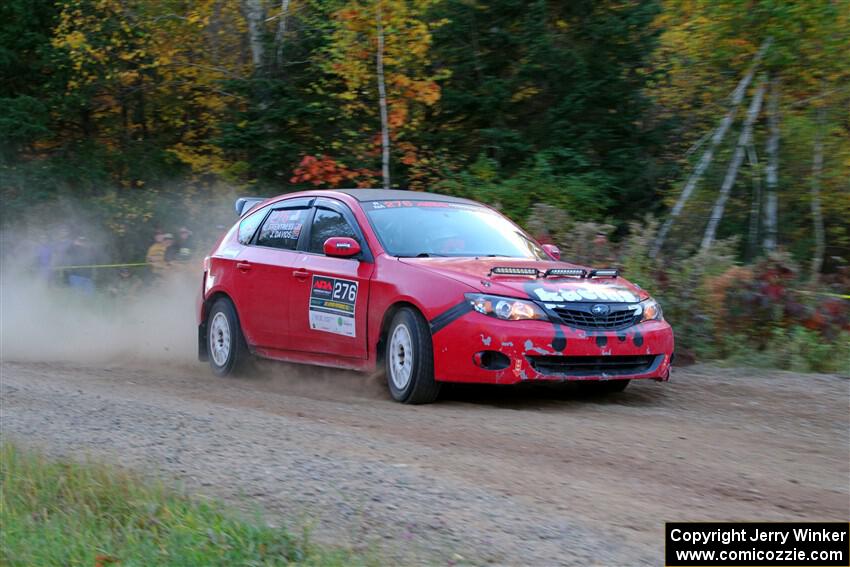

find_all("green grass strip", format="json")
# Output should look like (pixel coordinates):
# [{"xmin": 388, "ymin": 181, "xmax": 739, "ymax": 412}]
[{"xmin": 0, "ymin": 443, "xmax": 371, "ymax": 566}]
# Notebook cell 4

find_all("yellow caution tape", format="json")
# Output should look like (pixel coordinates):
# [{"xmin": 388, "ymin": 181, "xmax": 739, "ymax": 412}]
[
  {"xmin": 792, "ymin": 289, "xmax": 850, "ymax": 300},
  {"xmin": 52, "ymin": 261, "xmax": 193, "ymax": 270}
]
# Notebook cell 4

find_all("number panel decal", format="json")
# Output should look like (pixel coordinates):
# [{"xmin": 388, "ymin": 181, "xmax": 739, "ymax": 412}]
[{"xmin": 309, "ymin": 275, "xmax": 358, "ymax": 337}]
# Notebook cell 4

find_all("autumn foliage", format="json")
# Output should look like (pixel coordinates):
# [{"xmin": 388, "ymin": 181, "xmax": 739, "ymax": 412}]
[{"xmin": 290, "ymin": 155, "xmax": 376, "ymax": 188}]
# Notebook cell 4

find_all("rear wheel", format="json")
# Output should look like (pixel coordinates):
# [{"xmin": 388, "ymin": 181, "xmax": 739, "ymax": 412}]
[
  {"xmin": 207, "ymin": 298, "xmax": 251, "ymax": 377},
  {"xmin": 385, "ymin": 308, "xmax": 441, "ymax": 404}
]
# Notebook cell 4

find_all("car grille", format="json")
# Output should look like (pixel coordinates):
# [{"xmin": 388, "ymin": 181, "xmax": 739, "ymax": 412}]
[
  {"xmin": 527, "ymin": 355, "xmax": 659, "ymax": 377},
  {"xmin": 551, "ymin": 303, "xmax": 638, "ymax": 330}
]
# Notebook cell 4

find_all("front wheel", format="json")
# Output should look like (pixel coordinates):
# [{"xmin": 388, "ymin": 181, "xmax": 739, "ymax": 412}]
[
  {"xmin": 207, "ymin": 298, "xmax": 251, "ymax": 377},
  {"xmin": 385, "ymin": 308, "xmax": 441, "ymax": 404}
]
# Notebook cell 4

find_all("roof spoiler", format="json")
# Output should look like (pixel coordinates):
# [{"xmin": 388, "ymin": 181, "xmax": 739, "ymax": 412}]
[{"xmin": 235, "ymin": 197, "xmax": 266, "ymax": 216}]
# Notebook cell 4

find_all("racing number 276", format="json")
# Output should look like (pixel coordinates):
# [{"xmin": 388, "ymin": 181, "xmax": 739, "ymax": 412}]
[{"xmin": 333, "ymin": 281, "xmax": 357, "ymax": 303}]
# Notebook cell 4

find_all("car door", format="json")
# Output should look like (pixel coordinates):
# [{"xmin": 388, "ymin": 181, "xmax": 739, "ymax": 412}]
[
  {"xmin": 287, "ymin": 198, "xmax": 375, "ymax": 359},
  {"xmin": 232, "ymin": 197, "xmax": 313, "ymax": 350}
]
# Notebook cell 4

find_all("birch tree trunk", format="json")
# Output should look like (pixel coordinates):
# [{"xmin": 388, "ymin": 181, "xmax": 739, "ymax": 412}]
[
  {"xmin": 746, "ymin": 143, "xmax": 762, "ymax": 259},
  {"xmin": 809, "ymin": 107, "xmax": 826, "ymax": 282},
  {"xmin": 376, "ymin": 3, "xmax": 391, "ymax": 189},
  {"xmin": 651, "ymin": 37, "xmax": 772, "ymax": 258},
  {"xmin": 700, "ymin": 80, "xmax": 766, "ymax": 252},
  {"xmin": 763, "ymin": 74, "xmax": 780, "ymax": 253},
  {"xmin": 242, "ymin": 0, "xmax": 266, "ymax": 70},
  {"xmin": 274, "ymin": 0, "xmax": 291, "ymax": 65}
]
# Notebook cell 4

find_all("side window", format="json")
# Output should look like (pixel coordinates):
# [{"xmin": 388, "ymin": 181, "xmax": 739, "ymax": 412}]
[
  {"xmin": 309, "ymin": 208, "xmax": 359, "ymax": 254},
  {"xmin": 256, "ymin": 208, "xmax": 309, "ymax": 250},
  {"xmin": 238, "ymin": 206, "xmax": 268, "ymax": 244}
]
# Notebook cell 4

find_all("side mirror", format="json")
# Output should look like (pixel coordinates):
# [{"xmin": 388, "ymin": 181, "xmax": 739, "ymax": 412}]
[
  {"xmin": 542, "ymin": 244, "xmax": 561, "ymax": 261},
  {"xmin": 324, "ymin": 237, "xmax": 361, "ymax": 258}
]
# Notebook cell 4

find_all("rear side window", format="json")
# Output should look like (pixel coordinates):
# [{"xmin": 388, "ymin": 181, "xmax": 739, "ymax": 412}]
[
  {"xmin": 238, "ymin": 207, "xmax": 268, "ymax": 244},
  {"xmin": 256, "ymin": 208, "xmax": 309, "ymax": 250},
  {"xmin": 308, "ymin": 208, "xmax": 359, "ymax": 254}
]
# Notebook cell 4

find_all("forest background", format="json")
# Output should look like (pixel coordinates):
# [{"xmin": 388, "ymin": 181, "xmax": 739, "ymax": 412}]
[{"xmin": 1, "ymin": 0, "xmax": 848, "ymax": 371}]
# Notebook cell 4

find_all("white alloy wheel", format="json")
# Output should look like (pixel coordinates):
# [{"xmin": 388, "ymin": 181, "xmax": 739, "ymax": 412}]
[
  {"xmin": 389, "ymin": 323, "xmax": 414, "ymax": 390},
  {"xmin": 209, "ymin": 311, "xmax": 231, "ymax": 367}
]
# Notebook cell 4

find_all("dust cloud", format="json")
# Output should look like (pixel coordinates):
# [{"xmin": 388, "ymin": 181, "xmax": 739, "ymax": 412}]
[
  {"xmin": 1, "ymin": 267, "xmax": 199, "ymax": 365},
  {"xmin": 0, "ymin": 198, "xmax": 393, "ymax": 402},
  {"xmin": 0, "ymin": 201, "xmax": 202, "ymax": 365},
  {"xmin": 0, "ymin": 201, "xmax": 387, "ymax": 403}
]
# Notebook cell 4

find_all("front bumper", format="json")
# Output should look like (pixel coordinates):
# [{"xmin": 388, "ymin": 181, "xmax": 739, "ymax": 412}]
[{"xmin": 431, "ymin": 310, "xmax": 674, "ymax": 385}]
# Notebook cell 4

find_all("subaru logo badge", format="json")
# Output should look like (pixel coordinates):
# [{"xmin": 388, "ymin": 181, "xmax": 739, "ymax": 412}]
[{"xmin": 591, "ymin": 304, "xmax": 610, "ymax": 317}]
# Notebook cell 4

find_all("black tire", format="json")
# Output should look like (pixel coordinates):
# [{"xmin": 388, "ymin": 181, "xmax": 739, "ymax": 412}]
[
  {"xmin": 580, "ymin": 379, "xmax": 630, "ymax": 394},
  {"xmin": 206, "ymin": 297, "xmax": 251, "ymax": 377},
  {"xmin": 385, "ymin": 308, "xmax": 441, "ymax": 404}
]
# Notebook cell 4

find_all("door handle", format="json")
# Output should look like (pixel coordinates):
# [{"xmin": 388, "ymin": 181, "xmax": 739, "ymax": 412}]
[
  {"xmin": 236, "ymin": 262, "xmax": 252, "ymax": 272},
  {"xmin": 293, "ymin": 269, "xmax": 309, "ymax": 280}
]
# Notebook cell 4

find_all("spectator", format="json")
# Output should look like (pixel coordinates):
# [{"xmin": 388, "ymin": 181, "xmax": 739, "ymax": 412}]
[
  {"xmin": 65, "ymin": 235, "xmax": 95, "ymax": 294},
  {"xmin": 107, "ymin": 267, "xmax": 142, "ymax": 299},
  {"xmin": 36, "ymin": 225, "xmax": 72, "ymax": 285},
  {"xmin": 146, "ymin": 232, "xmax": 173, "ymax": 278},
  {"xmin": 166, "ymin": 226, "xmax": 194, "ymax": 262}
]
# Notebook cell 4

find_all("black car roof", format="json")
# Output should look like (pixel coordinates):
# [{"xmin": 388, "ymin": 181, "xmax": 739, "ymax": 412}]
[{"xmin": 333, "ymin": 188, "xmax": 478, "ymax": 205}]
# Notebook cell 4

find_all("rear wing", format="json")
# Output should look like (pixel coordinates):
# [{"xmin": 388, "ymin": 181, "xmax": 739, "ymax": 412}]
[{"xmin": 234, "ymin": 197, "xmax": 266, "ymax": 216}]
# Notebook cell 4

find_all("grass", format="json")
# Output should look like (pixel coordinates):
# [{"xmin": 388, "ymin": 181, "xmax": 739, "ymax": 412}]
[{"xmin": 0, "ymin": 442, "xmax": 370, "ymax": 566}]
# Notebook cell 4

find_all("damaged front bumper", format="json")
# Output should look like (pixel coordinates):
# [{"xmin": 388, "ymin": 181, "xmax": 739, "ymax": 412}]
[{"xmin": 431, "ymin": 311, "xmax": 674, "ymax": 385}]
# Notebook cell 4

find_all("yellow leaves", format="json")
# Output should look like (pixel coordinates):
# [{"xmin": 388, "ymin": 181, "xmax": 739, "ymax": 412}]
[
  {"xmin": 48, "ymin": 0, "xmax": 248, "ymax": 178},
  {"xmin": 510, "ymin": 85, "xmax": 540, "ymax": 103},
  {"xmin": 167, "ymin": 143, "xmax": 229, "ymax": 175},
  {"xmin": 325, "ymin": 0, "xmax": 443, "ymax": 138},
  {"xmin": 61, "ymin": 30, "xmax": 88, "ymax": 50},
  {"xmin": 117, "ymin": 70, "xmax": 140, "ymax": 85},
  {"xmin": 414, "ymin": 80, "xmax": 440, "ymax": 106}
]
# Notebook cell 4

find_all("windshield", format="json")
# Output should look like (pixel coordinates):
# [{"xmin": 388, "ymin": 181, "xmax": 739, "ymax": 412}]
[{"xmin": 364, "ymin": 200, "xmax": 548, "ymax": 259}]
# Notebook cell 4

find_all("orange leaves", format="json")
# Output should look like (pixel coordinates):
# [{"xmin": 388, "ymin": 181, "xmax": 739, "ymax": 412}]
[
  {"xmin": 415, "ymin": 80, "xmax": 440, "ymax": 106},
  {"xmin": 324, "ymin": 0, "xmax": 444, "ymax": 138},
  {"xmin": 337, "ymin": 8, "xmax": 363, "ymax": 22},
  {"xmin": 290, "ymin": 155, "xmax": 377, "ymax": 188},
  {"xmin": 397, "ymin": 142, "xmax": 418, "ymax": 165},
  {"xmin": 388, "ymin": 104, "xmax": 408, "ymax": 128},
  {"xmin": 389, "ymin": 76, "xmax": 440, "ymax": 107}
]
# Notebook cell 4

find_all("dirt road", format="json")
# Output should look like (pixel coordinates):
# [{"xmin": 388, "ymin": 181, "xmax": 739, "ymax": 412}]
[{"xmin": 1, "ymin": 360, "xmax": 848, "ymax": 566}]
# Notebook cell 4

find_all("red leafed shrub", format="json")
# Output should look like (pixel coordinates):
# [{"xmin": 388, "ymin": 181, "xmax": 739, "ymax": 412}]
[
  {"xmin": 713, "ymin": 254, "xmax": 849, "ymax": 345},
  {"xmin": 290, "ymin": 155, "xmax": 376, "ymax": 188}
]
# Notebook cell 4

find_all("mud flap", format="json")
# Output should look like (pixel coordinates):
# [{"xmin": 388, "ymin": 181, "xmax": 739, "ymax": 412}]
[{"xmin": 198, "ymin": 323, "xmax": 208, "ymax": 361}]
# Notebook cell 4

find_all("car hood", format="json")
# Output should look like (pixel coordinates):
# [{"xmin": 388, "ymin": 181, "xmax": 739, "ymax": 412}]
[{"xmin": 397, "ymin": 257, "xmax": 649, "ymax": 304}]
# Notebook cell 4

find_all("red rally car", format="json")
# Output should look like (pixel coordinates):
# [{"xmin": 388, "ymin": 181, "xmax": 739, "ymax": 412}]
[{"xmin": 198, "ymin": 189, "xmax": 674, "ymax": 404}]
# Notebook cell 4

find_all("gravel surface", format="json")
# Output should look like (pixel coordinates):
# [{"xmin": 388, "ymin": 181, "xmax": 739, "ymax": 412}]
[{"xmin": 1, "ymin": 360, "xmax": 848, "ymax": 566}]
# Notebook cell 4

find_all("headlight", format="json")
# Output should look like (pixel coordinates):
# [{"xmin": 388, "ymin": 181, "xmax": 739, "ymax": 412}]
[
  {"xmin": 635, "ymin": 298, "xmax": 663, "ymax": 322},
  {"xmin": 466, "ymin": 293, "xmax": 549, "ymax": 321}
]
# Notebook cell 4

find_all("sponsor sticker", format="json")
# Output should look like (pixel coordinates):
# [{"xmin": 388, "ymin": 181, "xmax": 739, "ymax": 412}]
[
  {"xmin": 532, "ymin": 286, "xmax": 638, "ymax": 303},
  {"xmin": 263, "ymin": 209, "xmax": 304, "ymax": 240},
  {"xmin": 309, "ymin": 275, "xmax": 358, "ymax": 337},
  {"xmin": 367, "ymin": 200, "xmax": 476, "ymax": 210}
]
